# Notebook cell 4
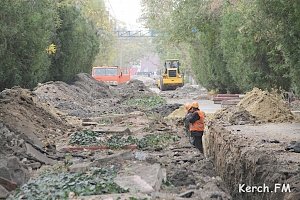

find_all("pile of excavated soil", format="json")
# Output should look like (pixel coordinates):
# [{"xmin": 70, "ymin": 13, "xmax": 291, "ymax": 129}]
[
  {"xmin": 238, "ymin": 88, "xmax": 294, "ymax": 123},
  {"xmin": 0, "ymin": 87, "xmax": 66, "ymax": 146},
  {"xmin": 165, "ymin": 106, "xmax": 186, "ymax": 119},
  {"xmin": 34, "ymin": 73, "xmax": 120, "ymax": 117},
  {"xmin": 213, "ymin": 88, "xmax": 295, "ymax": 124},
  {"xmin": 214, "ymin": 107, "xmax": 256, "ymax": 125},
  {"xmin": 34, "ymin": 74, "xmax": 161, "ymax": 118},
  {"xmin": 0, "ymin": 88, "xmax": 71, "ymax": 196},
  {"xmin": 116, "ymin": 79, "xmax": 154, "ymax": 99},
  {"xmin": 150, "ymin": 103, "xmax": 182, "ymax": 117}
]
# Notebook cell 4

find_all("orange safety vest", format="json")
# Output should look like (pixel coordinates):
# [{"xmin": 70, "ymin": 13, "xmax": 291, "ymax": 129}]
[{"xmin": 189, "ymin": 110, "xmax": 205, "ymax": 132}]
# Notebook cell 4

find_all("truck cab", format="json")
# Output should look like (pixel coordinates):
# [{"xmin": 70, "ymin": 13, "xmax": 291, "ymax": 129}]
[{"xmin": 92, "ymin": 66, "xmax": 130, "ymax": 85}]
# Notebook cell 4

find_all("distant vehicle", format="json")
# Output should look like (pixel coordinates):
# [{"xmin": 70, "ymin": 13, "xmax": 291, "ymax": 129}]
[
  {"xmin": 136, "ymin": 72, "xmax": 154, "ymax": 76},
  {"xmin": 157, "ymin": 59, "xmax": 184, "ymax": 90},
  {"xmin": 92, "ymin": 66, "xmax": 130, "ymax": 85}
]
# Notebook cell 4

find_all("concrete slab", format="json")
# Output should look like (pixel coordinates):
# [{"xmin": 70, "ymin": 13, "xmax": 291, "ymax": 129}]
[
  {"xmin": 115, "ymin": 163, "xmax": 165, "ymax": 194},
  {"xmin": 93, "ymin": 127, "xmax": 131, "ymax": 134},
  {"xmin": 0, "ymin": 167, "xmax": 11, "ymax": 181},
  {"xmin": 25, "ymin": 143, "xmax": 56, "ymax": 165},
  {"xmin": 0, "ymin": 185, "xmax": 9, "ymax": 199},
  {"xmin": 76, "ymin": 192, "xmax": 150, "ymax": 200},
  {"xmin": 91, "ymin": 150, "xmax": 134, "ymax": 167},
  {"xmin": 114, "ymin": 175, "xmax": 154, "ymax": 193},
  {"xmin": 69, "ymin": 162, "xmax": 92, "ymax": 173},
  {"xmin": 0, "ymin": 177, "xmax": 17, "ymax": 191}
]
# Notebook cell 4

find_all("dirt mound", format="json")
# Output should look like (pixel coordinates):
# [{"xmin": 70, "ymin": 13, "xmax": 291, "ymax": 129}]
[
  {"xmin": 71, "ymin": 73, "xmax": 116, "ymax": 99},
  {"xmin": 0, "ymin": 87, "xmax": 66, "ymax": 146},
  {"xmin": 165, "ymin": 106, "xmax": 186, "ymax": 119},
  {"xmin": 34, "ymin": 74, "xmax": 120, "ymax": 117},
  {"xmin": 214, "ymin": 107, "xmax": 256, "ymax": 125},
  {"xmin": 150, "ymin": 103, "xmax": 182, "ymax": 117},
  {"xmin": 116, "ymin": 79, "xmax": 153, "ymax": 99},
  {"xmin": 0, "ymin": 88, "xmax": 68, "ymax": 192},
  {"xmin": 238, "ymin": 88, "xmax": 294, "ymax": 122},
  {"xmin": 34, "ymin": 74, "xmax": 161, "ymax": 118}
]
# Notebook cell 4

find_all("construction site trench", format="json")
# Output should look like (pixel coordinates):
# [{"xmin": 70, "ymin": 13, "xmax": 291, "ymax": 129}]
[{"xmin": 0, "ymin": 74, "xmax": 300, "ymax": 200}]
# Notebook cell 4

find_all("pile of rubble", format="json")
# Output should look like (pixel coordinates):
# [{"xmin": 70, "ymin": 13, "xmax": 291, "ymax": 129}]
[
  {"xmin": 34, "ymin": 74, "xmax": 165, "ymax": 118},
  {"xmin": 0, "ymin": 73, "xmax": 233, "ymax": 199},
  {"xmin": 0, "ymin": 87, "xmax": 72, "ymax": 198}
]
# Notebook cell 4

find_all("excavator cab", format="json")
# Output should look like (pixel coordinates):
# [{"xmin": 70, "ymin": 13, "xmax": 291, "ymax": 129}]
[{"xmin": 157, "ymin": 59, "xmax": 184, "ymax": 91}]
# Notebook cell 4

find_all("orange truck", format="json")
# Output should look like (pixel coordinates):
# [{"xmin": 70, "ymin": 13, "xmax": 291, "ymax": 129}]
[{"xmin": 92, "ymin": 66, "xmax": 130, "ymax": 85}]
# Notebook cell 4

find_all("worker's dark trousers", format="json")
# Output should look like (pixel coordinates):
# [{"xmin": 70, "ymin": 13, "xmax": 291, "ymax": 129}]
[{"xmin": 191, "ymin": 131, "xmax": 204, "ymax": 153}]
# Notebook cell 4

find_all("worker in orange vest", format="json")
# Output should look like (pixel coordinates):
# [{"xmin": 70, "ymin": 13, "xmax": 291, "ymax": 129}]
[
  {"xmin": 185, "ymin": 101, "xmax": 205, "ymax": 153},
  {"xmin": 184, "ymin": 103, "xmax": 193, "ymax": 144}
]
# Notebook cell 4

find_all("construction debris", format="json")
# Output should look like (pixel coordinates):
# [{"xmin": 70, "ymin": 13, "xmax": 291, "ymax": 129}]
[{"xmin": 9, "ymin": 74, "xmax": 299, "ymax": 199}]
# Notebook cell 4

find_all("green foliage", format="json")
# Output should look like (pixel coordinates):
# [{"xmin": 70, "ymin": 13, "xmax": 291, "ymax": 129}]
[
  {"xmin": 0, "ymin": 0, "xmax": 58, "ymax": 90},
  {"xmin": 69, "ymin": 130, "xmax": 137, "ymax": 149},
  {"xmin": 69, "ymin": 130, "xmax": 104, "ymax": 146},
  {"xmin": 123, "ymin": 96, "xmax": 166, "ymax": 110},
  {"xmin": 0, "ymin": 0, "xmax": 114, "ymax": 91},
  {"xmin": 50, "ymin": 4, "xmax": 99, "ymax": 82},
  {"xmin": 11, "ymin": 168, "xmax": 127, "ymax": 200},
  {"xmin": 69, "ymin": 130, "xmax": 179, "ymax": 150},
  {"xmin": 142, "ymin": 0, "xmax": 300, "ymax": 94},
  {"xmin": 137, "ymin": 134, "xmax": 180, "ymax": 149}
]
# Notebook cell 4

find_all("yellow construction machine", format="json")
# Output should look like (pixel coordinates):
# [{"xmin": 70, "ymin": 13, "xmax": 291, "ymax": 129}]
[{"xmin": 157, "ymin": 59, "xmax": 184, "ymax": 91}]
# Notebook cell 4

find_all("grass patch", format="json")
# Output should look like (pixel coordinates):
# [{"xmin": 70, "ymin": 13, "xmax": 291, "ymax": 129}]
[{"xmin": 123, "ymin": 96, "xmax": 166, "ymax": 109}]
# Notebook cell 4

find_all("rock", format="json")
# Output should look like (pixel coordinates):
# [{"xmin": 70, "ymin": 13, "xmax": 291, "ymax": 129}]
[
  {"xmin": 0, "ymin": 185, "xmax": 9, "ymax": 199},
  {"xmin": 91, "ymin": 151, "xmax": 134, "ymax": 167},
  {"xmin": 114, "ymin": 163, "xmax": 165, "ymax": 194},
  {"xmin": 76, "ymin": 193, "xmax": 150, "ymax": 200},
  {"xmin": 26, "ymin": 162, "xmax": 42, "ymax": 169},
  {"xmin": 285, "ymin": 141, "xmax": 300, "ymax": 153},
  {"xmin": 9, "ymin": 167, "xmax": 29, "ymax": 186},
  {"xmin": 93, "ymin": 127, "xmax": 131, "ymax": 134},
  {"xmin": 69, "ymin": 162, "xmax": 91, "ymax": 173},
  {"xmin": 284, "ymin": 192, "xmax": 300, "ymax": 200},
  {"xmin": 0, "ymin": 177, "xmax": 17, "ymax": 191},
  {"xmin": 7, "ymin": 157, "xmax": 21, "ymax": 170},
  {"xmin": 114, "ymin": 175, "xmax": 154, "ymax": 193},
  {"xmin": 179, "ymin": 190, "xmax": 194, "ymax": 198},
  {"xmin": 4, "ymin": 157, "xmax": 30, "ymax": 186},
  {"xmin": 0, "ymin": 167, "xmax": 11, "ymax": 181},
  {"xmin": 134, "ymin": 151, "xmax": 148, "ymax": 161},
  {"xmin": 25, "ymin": 143, "xmax": 56, "ymax": 165}
]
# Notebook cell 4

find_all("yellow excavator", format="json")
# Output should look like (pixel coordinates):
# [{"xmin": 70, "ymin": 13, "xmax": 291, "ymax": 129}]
[{"xmin": 157, "ymin": 59, "xmax": 184, "ymax": 91}]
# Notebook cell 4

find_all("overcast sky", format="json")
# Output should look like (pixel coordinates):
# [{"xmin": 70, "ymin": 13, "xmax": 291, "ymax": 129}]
[{"xmin": 105, "ymin": 0, "xmax": 143, "ymax": 29}]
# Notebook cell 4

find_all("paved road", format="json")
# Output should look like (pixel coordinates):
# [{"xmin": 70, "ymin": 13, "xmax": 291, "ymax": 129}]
[{"xmin": 150, "ymin": 87, "xmax": 221, "ymax": 114}]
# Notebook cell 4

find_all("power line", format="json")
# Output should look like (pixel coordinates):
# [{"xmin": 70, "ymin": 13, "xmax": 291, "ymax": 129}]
[{"xmin": 106, "ymin": 0, "xmax": 117, "ymax": 20}]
